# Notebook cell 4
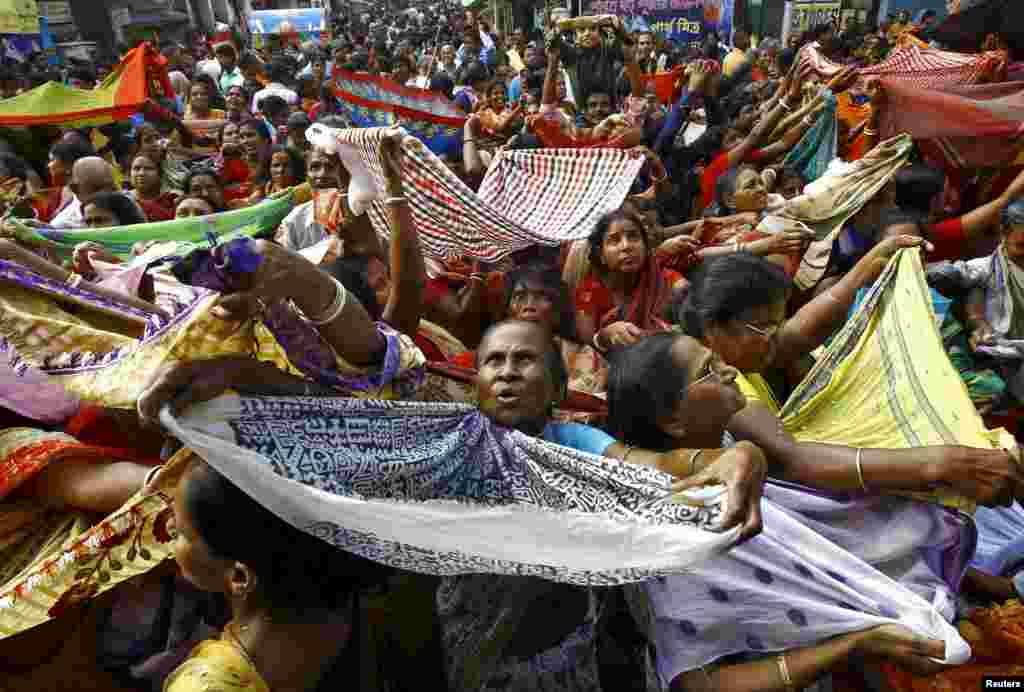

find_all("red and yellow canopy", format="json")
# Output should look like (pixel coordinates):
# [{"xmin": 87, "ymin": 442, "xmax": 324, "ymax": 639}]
[{"xmin": 0, "ymin": 43, "xmax": 172, "ymax": 127}]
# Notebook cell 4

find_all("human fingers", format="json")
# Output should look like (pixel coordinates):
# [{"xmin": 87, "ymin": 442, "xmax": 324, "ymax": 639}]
[
  {"xmin": 211, "ymin": 292, "xmax": 264, "ymax": 322},
  {"xmin": 137, "ymin": 362, "xmax": 200, "ymax": 426}
]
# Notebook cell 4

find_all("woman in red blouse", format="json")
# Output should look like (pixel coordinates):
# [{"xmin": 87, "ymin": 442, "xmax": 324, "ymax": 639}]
[{"xmin": 574, "ymin": 209, "xmax": 686, "ymax": 352}]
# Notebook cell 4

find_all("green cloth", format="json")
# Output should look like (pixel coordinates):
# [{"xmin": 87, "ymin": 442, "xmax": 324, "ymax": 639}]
[{"xmin": 12, "ymin": 191, "xmax": 297, "ymax": 262}]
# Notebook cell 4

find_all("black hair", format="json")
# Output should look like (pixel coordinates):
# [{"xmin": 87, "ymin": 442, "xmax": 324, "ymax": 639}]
[
  {"xmin": 892, "ymin": 163, "xmax": 944, "ymax": 216},
  {"xmin": 184, "ymin": 167, "xmax": 224, "ymax": 210},
  {"xmin": 259, "ymin": 94, "xmax": 289, "ymax": 119},
  {"xmin": 459, "ymin": 61, "xmax": 489, "ymax": 87},
  {"xmin": 238, "ymin": 52, "xmax": 262, "ymax": 69},
  {"xmin": 503, "ymin": 264, "xmax": 578, "ymax": 341},
  {"xmin": 182, "ymin": 461, "xmax": 392, "ymax": 618},
  {"xmin": 269, "ymin": 144, "xmax": 307, "ymax": 183},
  {"xmin": 68, "ymin": 66, "xmax": 97, "ymax": 84},
  {"xmin": 475, "ymin": 320, "xmax": 569, "ymax": 403},
  {"xmin": 322, "ymin": 256, "xmax": 382, "ymax": 320},
  {"xmin": 314, "ymin": 114, "xmax": 349, "ymax": 130},
  {"xmin": 810, "ymin": 22, "xmax": 835, "ymax": 41},
  {"xmin": 265, "ymin": 59, "xmax": 291, "ymax": 85},
  {"xmin": 607, "ymin": 332, "xmax": 688, "ymax": 451},
  {"xmin": 588, "ymin": 209, "xmax": 650, "ymax": 274},
  {"xmin": 50, "ymin": 137, "xmax": 96, "ymax": 164},
  {"xmin": 191, "ymin": 73, "xmax": 225, "ymax": 111},
  {"xmin": 86, "ymin": 191, "xmax": 147, "ymax": 226},
  {"xmin": 0, "ymin": 153, "xmax": 29, "ymax": 181},
  {"xmin": 429, "ymin": 73, "xmax": 455, "ymax": 100},
  {"xmin": 678, "ymin": 253, "xmax": 792, "ymax": 338}
]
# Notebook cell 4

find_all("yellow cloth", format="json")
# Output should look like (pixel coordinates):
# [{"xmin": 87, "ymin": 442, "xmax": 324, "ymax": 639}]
[
  {"xmin": 736, "ymin": 371, "xmax": 780, "ymax": 412},
  {"xmin": 741, "ymin": 250, "xmax": 1015, "ymax": 513},
  {"xmin": 0, "ymin": 448, "xmax": 193, "ymax": 640},
  {"xmin": 723, "ymin": 48, "xmax": 749, "ymax": 78},
  {"xmin": 164, "ymin": 638, "xmax": 269, "ymax": 692},
  {"xmin": 0, "ymin": 278, "xmax": 422, "ymax": 408}
]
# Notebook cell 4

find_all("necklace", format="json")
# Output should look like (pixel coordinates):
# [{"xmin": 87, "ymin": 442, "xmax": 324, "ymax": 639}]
[{"xmin": 224, "ymin": 620, "xmax": 259, "ymax": 670}]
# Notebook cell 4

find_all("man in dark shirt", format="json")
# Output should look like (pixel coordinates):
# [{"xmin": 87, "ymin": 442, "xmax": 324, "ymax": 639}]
[{"xmin": 555, "ymin": 15, "xmax": 633, "ymax": 112}]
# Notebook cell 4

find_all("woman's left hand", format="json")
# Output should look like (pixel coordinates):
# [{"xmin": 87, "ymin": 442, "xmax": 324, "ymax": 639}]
[
  {"xmin": 671, "ymin": 440, "xmax": 767, "ymax": 544},
  {"xmin": 860, "ymin": 234, "xmax": 933, "ymax": 282},
  {"xmin": 656, "ymin": 235, "xmax": 700, "ymax": 259},
  {"xmin": 209, "ymin": 240, "xmax": 313, "ymax": 322},
  {"xmin": 72, "ymin": 241, "xmax": 121, "ymax": 275},
  {"xmin": 137, "ymin": 356, "xmax": 259, "ymax": 426}
]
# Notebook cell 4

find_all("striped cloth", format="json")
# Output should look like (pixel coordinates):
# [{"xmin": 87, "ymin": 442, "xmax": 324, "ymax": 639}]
[
  {"xmin": 801, "ymin": 43, "xmax": 1007, "ymax": 90},
  {"xmin": 309, "ymin": 125, "xmax": 644, "ymax": 263}
]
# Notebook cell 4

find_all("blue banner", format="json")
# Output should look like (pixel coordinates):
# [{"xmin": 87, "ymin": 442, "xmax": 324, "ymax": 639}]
[
  {"xmin": 247, "ymin": 8, "xmax": 325, "ymax": 35},
  {"xmin": 585, "ymin": 0, "xmax": 734, "ymax": 45}
]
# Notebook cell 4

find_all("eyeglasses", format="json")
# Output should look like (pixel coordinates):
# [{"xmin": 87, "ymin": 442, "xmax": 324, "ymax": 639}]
[
  {"xmin": 744, "ymin": 321, "xmax": 783, "ymax": 338},
  {"xmin": 689, "ymin": 362, "xmax": 722, "ymax": 388}
]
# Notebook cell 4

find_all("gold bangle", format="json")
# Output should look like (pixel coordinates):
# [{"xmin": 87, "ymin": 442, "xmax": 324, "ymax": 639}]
[
  {"xmin": 855, "ymin": 448, "xmax": 868, "ymax": 491},
  {"xmin": 622, "ymin": 446, "xmax": 634, "ymax": 462},
  {"xmin": 65, "ymin": 272, "xmax": 83, "ymax": 288},
  {"xmin": 863, "ymin": 128, "xmax": 878, "ymax": 136},
  {"xmin": 776, "ymin": 653, "xmax": 795, "ymax": 691},
  {"xmin": 688, "ymin": 449, "xmax": 702, "ymax": 476}
]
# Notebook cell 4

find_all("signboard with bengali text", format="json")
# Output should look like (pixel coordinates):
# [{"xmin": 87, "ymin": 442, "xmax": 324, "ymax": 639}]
[{"xmin": 585, "ymin": 0, "xmax": 734, "ymax": 45}]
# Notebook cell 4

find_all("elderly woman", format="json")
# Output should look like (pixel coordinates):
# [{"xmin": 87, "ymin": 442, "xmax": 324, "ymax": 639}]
[
  {"xmin": 680, "ymin": 248, "xmax": 1020, "ymax": 509},
  {"xmin": 606, "ymin": 333, "xmax": 960, "ymax": 691},
  {"xmin": 574, "ymin": 209, "xmax": 687, "ymax": 350},
  {"xmin": 140, "ymin": 315, "xmax": 767, "ymax": 692}
]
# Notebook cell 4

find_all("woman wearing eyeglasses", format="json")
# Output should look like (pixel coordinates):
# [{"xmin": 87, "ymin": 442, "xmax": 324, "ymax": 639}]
[{"xmin": 679, "ymin": 243, "xmax": 1020, "ymax": 507}]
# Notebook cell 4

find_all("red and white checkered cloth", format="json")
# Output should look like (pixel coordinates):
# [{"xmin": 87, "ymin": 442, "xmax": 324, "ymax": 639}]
[
  {"xmin": 801, "ymin": 43, "xmax": 1006, "ymax": 90},
  {"xmin": 328, "ymin": 126, "xmax": 644, "ymax": 263}
]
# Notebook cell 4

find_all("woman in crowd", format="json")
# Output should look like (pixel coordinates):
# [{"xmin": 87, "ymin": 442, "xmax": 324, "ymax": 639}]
[
  {"xmin": 573, "ymin": 209, "xmax": 687, "ymax": 349},
  {"xmin": 184, "ymin": 75, "xmax": 224, "ymax": 122},
  {"xmin": 175, "ymin": 195, "xmax": 216, "ymax": 218},
  {"xmin": 928, "ymin": 200, "xmax": 1024, "ymax": 410},
  {"xmin": 83, "ymin": 190, "xmax": 148, "ymax": 228},
  {"xmin": 184, "ymin": 167, "xmax": 226, "ymax": 213},
  {"xmin": 476, "ymin": 81, "xmax": 523, "ymax": 139},
  {"xmin": 267, "ymin": 144, "xmax": 306, "ymax": 196},
  {"xmin": 162, "ymin": 458, "xmax": 389, "ymax": 691},
  {"xmin": 224, "ymin": 84, "xmax": 251, "ymax": 124},
  {"xmin": 225, "ymin": 118, "xmax": 273, "ymax": 208},
  {"xmin": 680, "ymin": 249, "xmax": 1020, "ymax": 507},
  {"xmin": 606, "ymin": 332, "xmax": 955, "ymax": 691},
  {"xmin": 127, "ymin": 153, "xmax": 178, "ymax": 222},
  {"xmin": 309, "ymin": 83, "xmax": 343, "ymax": 122}
]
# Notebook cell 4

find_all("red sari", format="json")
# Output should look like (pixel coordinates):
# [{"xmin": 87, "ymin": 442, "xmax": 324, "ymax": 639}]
[{"xmin": 574, "ymin": 257, "xmax": 683, "ymax": 333}]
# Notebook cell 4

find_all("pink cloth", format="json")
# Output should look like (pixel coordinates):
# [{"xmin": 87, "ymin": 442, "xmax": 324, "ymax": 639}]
[
  {"xmin": 879, "ymin": 79, "xmax": 1024, "ymax": 168},
  {"xmin": 801, "ymin": 43, "xmax": 1007, "ymax": 90},
  {"xmin": 0, "ymin": 360, "xmax": 79, "ymax": 423}
]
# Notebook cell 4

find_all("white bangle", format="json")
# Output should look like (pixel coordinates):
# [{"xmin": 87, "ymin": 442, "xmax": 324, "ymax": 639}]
[
  {"xmin": 293, "ymin": 276, "xmax": 349, "ymax": 326},
  {"xmin": 143, "ymin": 464, "xmax": 164, "ymax": 488},
  {"xmin": 592, "ymin": 331, "xmax": 608, "ymax": 352},
  {"xmin": 384, "ymin": 196, "xmax": 407, "ymax": 206},
  {"xmin": 855, "ymin": 448, "xmax": 868, "ymax": 491}
]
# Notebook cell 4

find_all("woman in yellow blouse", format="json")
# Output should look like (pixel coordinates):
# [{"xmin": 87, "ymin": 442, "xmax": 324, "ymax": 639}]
[{"xmin": 162, "ymin": 459, "xmax": 391, "ymax": 692}]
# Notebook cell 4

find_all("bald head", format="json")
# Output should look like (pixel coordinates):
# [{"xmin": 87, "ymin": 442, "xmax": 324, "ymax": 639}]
[{"xmin": 71, "ymin": 156, "xmax": 116, "ymax": 206}]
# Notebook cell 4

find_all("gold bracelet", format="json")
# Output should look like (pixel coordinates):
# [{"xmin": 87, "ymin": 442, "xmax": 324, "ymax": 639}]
[
  {"xmin": 863, "ymin": 127, "xmax": 878, "ymax": 136},
  {"xmin": 776, "ymin": 653, "xmax": 795, "ymax": 691},
  {"xmin": 855, "ymin": 447, "xmax": 868, "ymax": 491},
  {"xmin": 688, "ymin": 449, "xmax": 703, "ymax": 476}
]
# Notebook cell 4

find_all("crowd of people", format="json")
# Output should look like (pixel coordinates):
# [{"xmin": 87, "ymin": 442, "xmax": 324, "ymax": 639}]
[{"xmin": 0, "ymin": 2, "xmax": 1023, "ymax": 691}]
